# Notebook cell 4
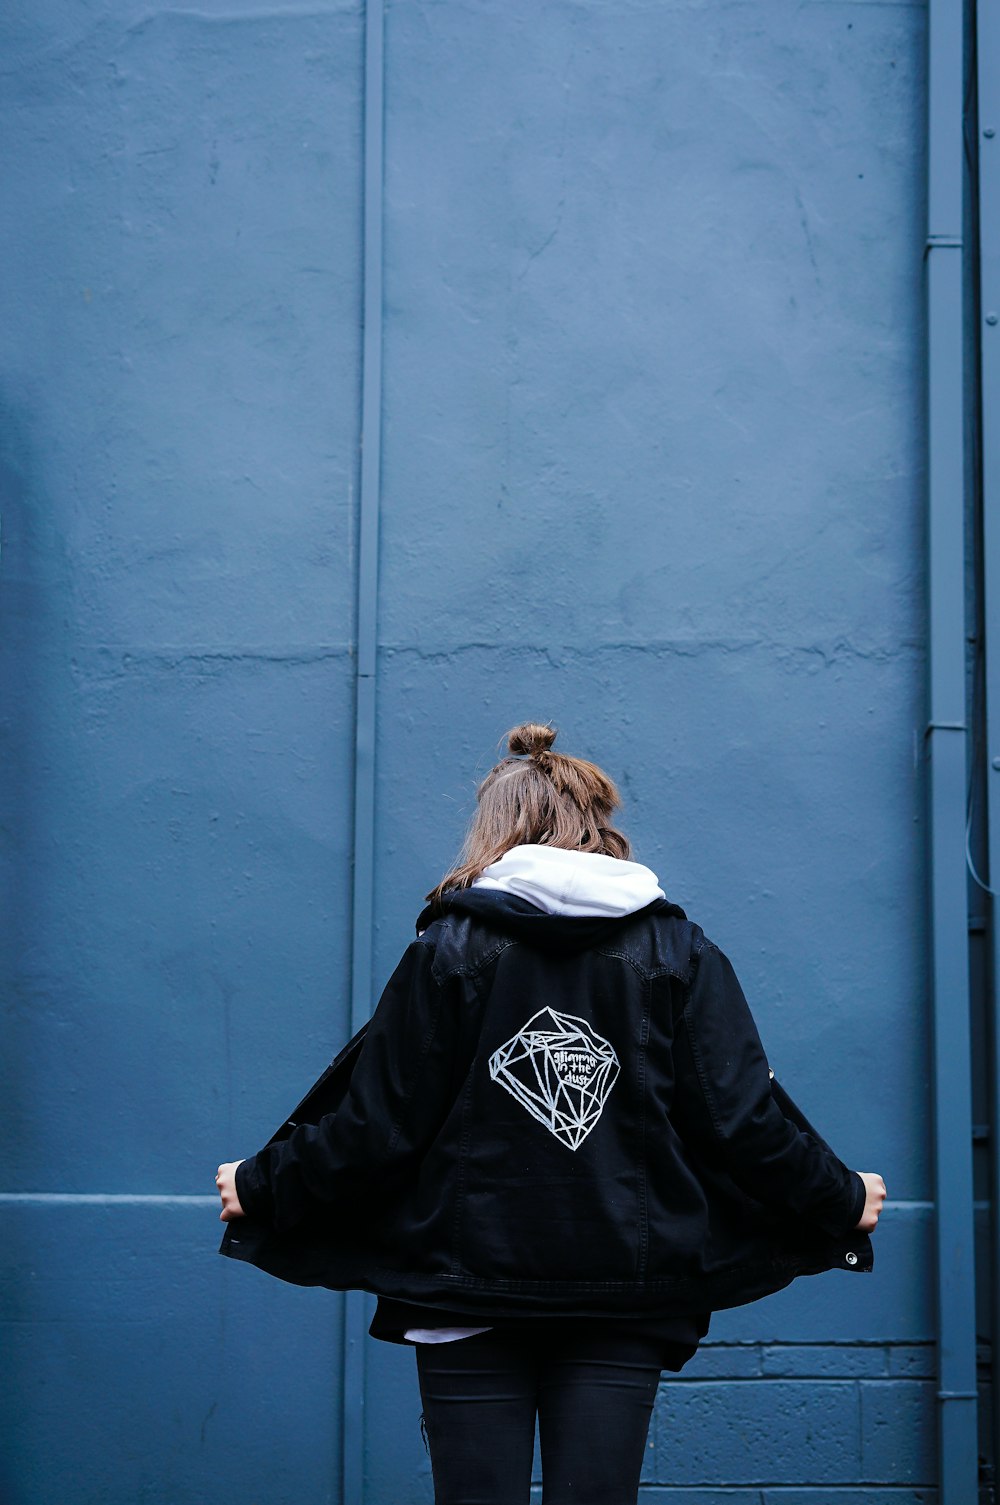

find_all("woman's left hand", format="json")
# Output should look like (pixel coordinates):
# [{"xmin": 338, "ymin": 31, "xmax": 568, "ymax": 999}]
[{"xmin": 216, "ymin": 1161, "xmax": 247, "ymax": 1222}]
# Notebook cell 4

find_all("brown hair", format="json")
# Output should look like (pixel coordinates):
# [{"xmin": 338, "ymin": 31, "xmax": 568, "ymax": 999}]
[{"xmin": 425, "ymin": 722, "xmax": 632, "ymax": 910}]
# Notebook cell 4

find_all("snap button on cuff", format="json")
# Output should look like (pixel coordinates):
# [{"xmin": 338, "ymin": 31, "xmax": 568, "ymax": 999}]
[{"xmin": 845, "ymin": 1251, "xmax": 858, "ymax": 1266}]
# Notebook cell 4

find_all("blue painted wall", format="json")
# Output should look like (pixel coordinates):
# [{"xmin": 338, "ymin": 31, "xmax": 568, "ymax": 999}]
[{"xmin": 1, "ymin": 1, "xmax": 940, "ymax": 1501}]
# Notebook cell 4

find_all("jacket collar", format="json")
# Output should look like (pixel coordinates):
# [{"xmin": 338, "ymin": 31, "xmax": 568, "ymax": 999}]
[{"xmin": 416, "ymin": 888, "xmax": 686, "ymax": 955}]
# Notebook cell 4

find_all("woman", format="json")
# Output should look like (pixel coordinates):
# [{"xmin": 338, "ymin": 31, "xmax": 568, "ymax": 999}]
[{"xmin": 216, "ymin": 721, "xmax": 886, "ymax": 1505}]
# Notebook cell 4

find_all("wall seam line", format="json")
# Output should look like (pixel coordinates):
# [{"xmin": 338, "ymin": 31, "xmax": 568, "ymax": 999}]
[{"xmin": 343, "ymin": 1, "xmax": 384, "ymax": 1503}]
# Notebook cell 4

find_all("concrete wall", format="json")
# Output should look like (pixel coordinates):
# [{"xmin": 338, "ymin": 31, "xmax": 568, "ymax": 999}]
[{"xmin": 1, "ymin": 1, "xmax": 934, "ymax": 1500}]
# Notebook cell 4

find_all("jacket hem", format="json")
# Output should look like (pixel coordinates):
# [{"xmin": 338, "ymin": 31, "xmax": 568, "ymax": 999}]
[{"xmin": 219, "ymin": 1222, "xmax": 874, "ymax": 1320}]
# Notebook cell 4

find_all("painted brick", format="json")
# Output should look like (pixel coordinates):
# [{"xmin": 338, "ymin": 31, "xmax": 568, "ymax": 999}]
[
  {"xmin": 760, "ymin": 1345, "xmax": 888, "ymax": 1378},
  {"xmin": 651, "ymin": 1381, "xmax": 860, "ymax": 1486},
  {"xmin": 888, "ymin": 1345, "xmax": 937, "ymax": 1378},
  {"xmin": 685, "ymin": 1345, "xmax": 765, "ymax": 1380},
  {"xmin": 539, "ymin": 1491, "xmax": 768, "ymax": 1505},
  {"xmin": 633, "ymin": 1493, "xmax": 937, "ymax": 1505},
  {"xmin": 859, "ymin": 1381, "xmax": 937, "ymax": 1484},
  {"xmin": 631, "ymin": 1491, "xmax": 764, "ymax": 1505},
  {"xmin": 763, "ymin": 1493, "xmax": 938, "ymax": 1505}
]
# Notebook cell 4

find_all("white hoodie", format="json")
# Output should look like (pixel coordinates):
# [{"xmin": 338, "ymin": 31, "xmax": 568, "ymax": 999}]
[{"xmin": 472, "ymin": 843, "xmax": 664, "ymax": 917}]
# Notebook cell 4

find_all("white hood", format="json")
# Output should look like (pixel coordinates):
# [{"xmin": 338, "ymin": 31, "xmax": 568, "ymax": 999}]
[{"xmin": 472, "ymin": 843, "xmax": 664, "ymax": 918}]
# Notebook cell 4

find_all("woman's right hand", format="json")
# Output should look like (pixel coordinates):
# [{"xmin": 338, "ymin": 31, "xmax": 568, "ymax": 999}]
[{"xmin": 853, "ymin": 1172, "xmax": 887, "ymax": 1232}]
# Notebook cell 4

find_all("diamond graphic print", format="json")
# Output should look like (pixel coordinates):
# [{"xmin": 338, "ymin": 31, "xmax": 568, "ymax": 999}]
[{"xmin": 488, "ymin": 1007, "xmax": 620, "ymax": 1150}]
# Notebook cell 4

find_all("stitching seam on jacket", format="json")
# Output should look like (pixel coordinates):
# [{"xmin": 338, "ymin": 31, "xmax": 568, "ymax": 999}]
[
  {"xmin": 636, "ymin": 976, "xmax": 651, "ymax": 1279},
  {"xmin": 682, "ymin": 943, "xmax": 726, "ymax": 1143},
  {"xmin": 449, "ymin": 1012, "xmax": 479, "ymax": 1277},
  {"xmin": 594, "ymin": 946, "xmax": 690, "ymax": 982},
  {"xmin": 430, "ymin": 934, "xmax": 515, "ymax": 985},
  {"xmin": 385, "ymin": 957, "xmax": 445, "ymax": 1157}
]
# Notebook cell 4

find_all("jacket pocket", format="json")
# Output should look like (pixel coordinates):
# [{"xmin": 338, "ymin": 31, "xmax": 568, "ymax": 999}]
[{"xmin": 456, "ymin": 1170, "xmax": 642, "ymax": 1282}]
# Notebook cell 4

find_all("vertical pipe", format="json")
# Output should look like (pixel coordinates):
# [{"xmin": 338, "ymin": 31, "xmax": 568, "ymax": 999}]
[
  {"xmin": 926, "ymin": 0, "xmax": 980, "ymax": 1495},
  {"xmin": 343, "ymin": 0, "xmax": 384, "ymax": 1501},
  {"xmin": 976, "ymin": 0, "xmax": 1000, "ymax": 1474}
]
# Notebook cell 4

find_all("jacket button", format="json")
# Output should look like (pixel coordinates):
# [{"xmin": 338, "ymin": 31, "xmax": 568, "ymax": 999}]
[{"xmin": 845, "ymin": 1251, "xmax": 858, "ymax": 1266}]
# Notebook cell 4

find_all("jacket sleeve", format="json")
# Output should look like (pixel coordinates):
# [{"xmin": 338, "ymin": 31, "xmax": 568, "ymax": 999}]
[
  {"xmin": 235, "ymin": 937, "xmax": 452, "ymax": 1233},
  {"xmin": 671, "ymin": 938, "xmax": 866, "ymax": 1238}
]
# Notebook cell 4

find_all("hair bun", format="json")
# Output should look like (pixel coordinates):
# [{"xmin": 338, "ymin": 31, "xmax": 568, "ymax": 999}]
[{"xmin": 507, "ymin": 722, "xmax": 557, "ymax": 758}]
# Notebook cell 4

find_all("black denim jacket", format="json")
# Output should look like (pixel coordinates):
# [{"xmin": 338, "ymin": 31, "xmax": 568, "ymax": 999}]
[{"xmin": 221, "ymin": 893, "xmax": 872, "ymax": 1320}]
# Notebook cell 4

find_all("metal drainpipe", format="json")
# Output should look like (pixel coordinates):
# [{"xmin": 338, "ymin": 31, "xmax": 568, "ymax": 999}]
[
  {"xmin": 925, "ymin": 0, "xmax": 980, "ymax": 1494},
  {"xmin": 343, "ymin": 0, "xmax": 385, "ymax": 1501},
  {"xmin": 976, "ymin": 0, "xmax": 1000, "ymax": 1480}
]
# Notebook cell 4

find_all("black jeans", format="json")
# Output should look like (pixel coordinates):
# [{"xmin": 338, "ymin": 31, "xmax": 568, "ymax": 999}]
[{"xmin": 414, "ymin": 1325, "xmax": 663, "ymax": 1505}]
